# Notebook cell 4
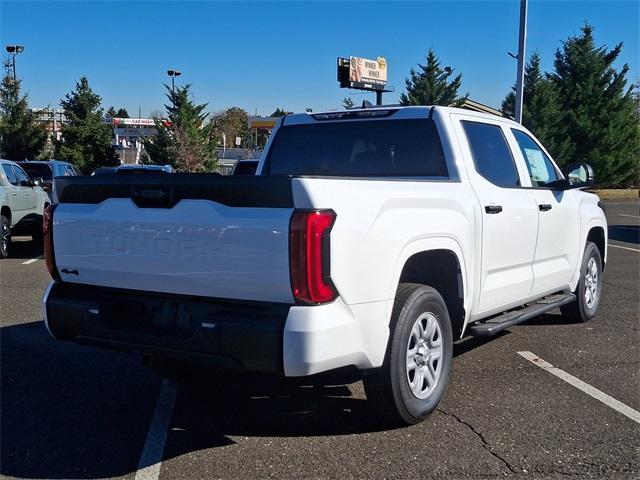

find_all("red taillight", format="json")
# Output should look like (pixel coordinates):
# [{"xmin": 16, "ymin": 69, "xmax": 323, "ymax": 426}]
[
  {"xmin": 290, "ymin": 209, "xmax": 337, "ymax": 304},
  {"xmin": 43, "ymin": 204, "xmax": 60, "ymax": 280}
]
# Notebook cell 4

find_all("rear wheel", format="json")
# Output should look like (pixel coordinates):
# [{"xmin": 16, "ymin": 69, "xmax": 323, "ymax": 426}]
[
  {"xmin": 560, "ymin": 241, "xmax": 603, "ymax": 322},
  {"xmin": 1, "ymin": 215, "xmax": 10, "ymax": 259},
  {"xmin": 364, "ymin": 283, "xmax": 453, "ymax": 426}
]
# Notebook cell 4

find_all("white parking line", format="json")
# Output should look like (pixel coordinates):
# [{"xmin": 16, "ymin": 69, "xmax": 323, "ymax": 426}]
[
  {"xmin": 618, "ymin": 214, "xmax": 640, "ymax": 218},
  {"xmin": 518, "ymin": 351, "xmax": 640, "ymax": 425},
  {"xmin": 609, "ymin": 244, "xmax": 640, "ymax": 253},
  {"xmin": 135, "ymin": 380, "xmax": 177, "ymax": 480},
  {"xmin": 22, "ymin": 256, "xmax": 43, "ymax": 265}
]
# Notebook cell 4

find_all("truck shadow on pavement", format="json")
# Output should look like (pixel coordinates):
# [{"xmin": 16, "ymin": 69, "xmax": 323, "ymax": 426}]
[
  {"xmin": 0, "ymin": 321, "xmax": 381, "ymax": 479},
  {"xmin": 1, "ymin": 312, "xmax": 576, "ymax": 479}
]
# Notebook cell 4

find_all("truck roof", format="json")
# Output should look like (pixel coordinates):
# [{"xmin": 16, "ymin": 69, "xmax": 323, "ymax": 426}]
[{"xmin": 283, "ymin": 105, "xmax": 517, "ymax": 127}]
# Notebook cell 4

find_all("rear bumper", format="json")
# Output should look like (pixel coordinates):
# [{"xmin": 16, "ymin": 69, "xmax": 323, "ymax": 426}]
[
  {"xmin": 43, "ymin": 282, "xmax": 288, "ymax": 374},
  {"xmin": 42, "ymin": 282, "xmax": 390, "ymax": 377}
]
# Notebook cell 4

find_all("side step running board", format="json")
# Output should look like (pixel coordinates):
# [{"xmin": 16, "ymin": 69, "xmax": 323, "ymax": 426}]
[{"xmin": 469, "ymin": 293, "xmax": 576, "ymax": 337}]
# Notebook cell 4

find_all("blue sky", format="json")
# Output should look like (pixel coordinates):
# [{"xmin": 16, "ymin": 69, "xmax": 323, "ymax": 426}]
[{"xmin": 1, "ymin": 0, "xmax": 638, "ymax": 117}]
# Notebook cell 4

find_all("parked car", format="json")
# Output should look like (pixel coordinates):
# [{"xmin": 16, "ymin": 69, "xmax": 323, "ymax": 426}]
[
  {"xmin": 18, "ymin": 160, "xmax": 82, "ymax": 201},
  {"xmin": 115, "ymin": 165, "xmax": 174, "ymax": 174},
  {"xmin": 231, "ymin": 159, "xmax": 259, "ymax": 176},
  {"xmin": 42, "ymin": 106, "xmax": 606, "ymax": 425},
  {"xmin": 1, "ymin": 159, "xmax": 50, "ymax": 257},
  {"xmin": 91, "ymin": 167, "xmax": 117, "ymax": 176}
]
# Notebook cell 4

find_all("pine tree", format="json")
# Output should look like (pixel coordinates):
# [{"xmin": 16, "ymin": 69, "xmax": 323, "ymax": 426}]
[
  {"xmin": 106, "ymin": 106, "xmax": 129, "ymax": 118},
  {"xmin": 55, "ymin": 76, "xmax": 117, "ymax": 172},
  {"xmin": 502, "ymin": 52, "xmax": 573, "ymax": 164},
  {"xmin": 0, "ymin": 61, "xmax": 47, "ymax": 160},
  {"xmin": 551, "ymin": 24, "xmax": 640, "ymax": 186},
  {"xmin": 271, "ymin": 108, "xmax": 291, "ymax": 117},
  {"xmin": 341, "ymin": 97, "xmax": 355, "ymax": 110},
  {"xmin": 144, "ymin": 84, "xmax": 216, "ymax": 172},
  {"xmin": 400, "ymin": 49, "xmax": 467, "ymax": 106}
]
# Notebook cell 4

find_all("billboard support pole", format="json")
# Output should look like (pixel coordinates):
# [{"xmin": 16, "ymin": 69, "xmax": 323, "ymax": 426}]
[{"xmin": 376, "ymin": 91, "xmax": 383, "ymax": 106}]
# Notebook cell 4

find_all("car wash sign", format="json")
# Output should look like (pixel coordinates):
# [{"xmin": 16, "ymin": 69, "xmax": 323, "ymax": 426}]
[{"xmin": 337, "ymin": 56, "xmax": 388, "ymax": 91}]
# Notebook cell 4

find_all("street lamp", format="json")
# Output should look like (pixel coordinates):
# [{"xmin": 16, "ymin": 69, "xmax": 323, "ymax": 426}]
[
  {"xmin": 167, "ymin": 69, "xmax": 182, "ymax": 93},
  {"xmin": 5, "ymin": 45, "xmax": 25, "ymax": 80}
]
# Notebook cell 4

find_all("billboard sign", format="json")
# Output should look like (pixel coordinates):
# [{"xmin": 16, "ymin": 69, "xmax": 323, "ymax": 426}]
[{"xmin": 338, "ymin": 56, "xmax": 388, "ymax": 91}]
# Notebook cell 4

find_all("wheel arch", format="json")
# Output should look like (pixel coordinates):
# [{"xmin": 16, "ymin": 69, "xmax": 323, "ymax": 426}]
[
  {"xmin": 1, "ymin": 205, "xmax": 11, "ymax": 225},
  {"xmin": 393, "ymin": 239, "xmax": 468, "ymax": 339},
  {"xmin": 586, "ymin": 226, "xmax": 606, "ymax": 271}
]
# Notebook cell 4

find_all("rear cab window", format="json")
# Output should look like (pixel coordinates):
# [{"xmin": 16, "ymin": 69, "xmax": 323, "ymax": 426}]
[
  {"xmin": 461, "ymin": 121, "xmax": 520, "ymax": 188},
  {"xmin": 265, "ymin": 118, "xmax": 448, "ymax": 178}
]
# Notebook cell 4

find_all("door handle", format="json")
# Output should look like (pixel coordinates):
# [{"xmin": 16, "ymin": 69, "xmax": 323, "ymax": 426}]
[
  {"xmin": 485, "ymin": 205, "xmax": 503, "ymax": 214},
  {"xmin": 539, "ymin": 204, "xmax": 552, "ymax": 212}
]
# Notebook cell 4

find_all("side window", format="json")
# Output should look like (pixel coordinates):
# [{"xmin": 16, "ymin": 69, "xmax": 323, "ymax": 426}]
[
  {"xmin": 12, "ymin": 165, "xmax": 31, "ymax": 186},
  {"xmin": 462, "ymin": 121, "xmax": 520, "ymax": 187},
  {"xmin": 511, "ymin": 129, "xmax": 560, "ymax": 187},
  {"xmin": 2, "ymin": 164, "xmax": 18, "ymax": 185}
]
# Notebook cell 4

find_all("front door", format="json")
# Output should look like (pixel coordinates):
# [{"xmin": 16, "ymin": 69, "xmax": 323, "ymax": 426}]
[{"xmin": 509, "ymin": 128, "xmax": 581, "ymax": 295}]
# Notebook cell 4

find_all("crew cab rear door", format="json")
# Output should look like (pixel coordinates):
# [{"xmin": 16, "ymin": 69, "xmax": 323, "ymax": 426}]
[
  {"xmin": 452, "ymin": 114, "xmax": 539, "ymax": 315},
  {"xmin": 51, "ymin": 175, "xmax": 295, "ymax": 304}
]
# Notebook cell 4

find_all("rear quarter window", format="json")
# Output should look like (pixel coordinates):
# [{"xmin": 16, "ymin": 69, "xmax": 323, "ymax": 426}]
[{"xmin": 266, "ymin": 119, "xmax": 448, "ymax": 178}]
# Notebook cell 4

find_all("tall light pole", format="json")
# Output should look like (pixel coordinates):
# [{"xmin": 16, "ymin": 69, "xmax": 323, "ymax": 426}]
[
  {"xmin": 514, "ymin": 0, "xmax": 528, "ymax": 124},
  {"xmin": 167, "ymin": 69, "xmax": 182, "ymax": 93},
  {"xmin": 5, "ymin": 45, "xmax": 25, "ymax": 80}
]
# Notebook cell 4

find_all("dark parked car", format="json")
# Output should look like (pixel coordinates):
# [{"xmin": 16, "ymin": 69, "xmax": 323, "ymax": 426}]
[
  {"xmin": 231, "ymin": 159, "xmax": 259, "ymax": 176},
  {"xmin": 92, "ymin": 165, "xmax": 174, "ymax": 175},
  {"xmin": 18, "ymin": 160, "xmax": 82, "ymax": 201}
]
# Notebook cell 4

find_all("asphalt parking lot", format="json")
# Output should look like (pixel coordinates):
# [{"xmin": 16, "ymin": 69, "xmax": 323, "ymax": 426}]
[{"xmin": 1, "ymin": 200, "xmax": 638, "ymax": 480}]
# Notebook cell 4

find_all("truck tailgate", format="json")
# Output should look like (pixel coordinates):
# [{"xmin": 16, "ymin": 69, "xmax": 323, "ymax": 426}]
[{"xmin": 52, "ymin": 175, "xmax": 294, "ymax": 304}]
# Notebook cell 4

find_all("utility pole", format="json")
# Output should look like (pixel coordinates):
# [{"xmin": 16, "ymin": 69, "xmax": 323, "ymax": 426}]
[{"xmin": 514, "ymin": 0, "xmax": 528, "ymax": 124}]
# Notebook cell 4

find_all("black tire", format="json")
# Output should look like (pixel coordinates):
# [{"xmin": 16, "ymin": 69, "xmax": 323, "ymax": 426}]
[
  {"xmin": 0, "ymin": 214, "xmax": 10, "ymax": 259},
  {"xmin": 32, "ymin": 226, "xmax": 43, "ymax": 244},
  {"xmin": 363, "ymin": 283, "xmax": 453, "ymax": 426},
  {"xmin": 560, "ymin": 241, "xmax": 603, "ymax": 322}
]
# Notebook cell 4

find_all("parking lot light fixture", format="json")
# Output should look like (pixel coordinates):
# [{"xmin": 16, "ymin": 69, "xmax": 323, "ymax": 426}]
[
  {"xmin": 167, "ymin": 69, "xmax": 182, "ymax": 93},
  {"xmin": 5, "ymin": 44, "xmax": 25, "ymax": 80}
]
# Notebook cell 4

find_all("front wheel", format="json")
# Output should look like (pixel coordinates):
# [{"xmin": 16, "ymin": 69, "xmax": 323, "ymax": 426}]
[
  {"xmin": 364, "ymin": 283, "xmax": 453, "ymax": 426},
  {"xmin": 560, "ymin": 241, "xmax": 603, "ymax": 322}
]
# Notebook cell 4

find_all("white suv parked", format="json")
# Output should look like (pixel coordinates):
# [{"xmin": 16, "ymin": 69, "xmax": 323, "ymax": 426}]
[{"xmin": 0, "ymin": 159, "xmax": 49, "ymax": 258}]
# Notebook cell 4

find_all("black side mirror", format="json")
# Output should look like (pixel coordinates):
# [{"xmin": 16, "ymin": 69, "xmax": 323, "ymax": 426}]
[
  {"xmin": 562, "ymin": 163, "xmax": 595, "ymax": 189},
  {"xmin": 32, "ymin": 177, "xmax": 43, "ymax": 187},
  {"xmin": 19, "ymin": 179, "xmax": 31, "ymax": 187}
]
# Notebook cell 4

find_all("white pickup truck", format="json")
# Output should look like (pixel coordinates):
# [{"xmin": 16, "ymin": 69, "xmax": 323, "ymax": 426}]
[{"xmin": 43, "ymin": 106, "xmax": 607, "ymax": 425}]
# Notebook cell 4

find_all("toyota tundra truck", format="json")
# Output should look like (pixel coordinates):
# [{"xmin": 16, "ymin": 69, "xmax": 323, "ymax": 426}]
[{"xmin": 42, "ymin": 106, "xmax": 607, "ymax": 425}]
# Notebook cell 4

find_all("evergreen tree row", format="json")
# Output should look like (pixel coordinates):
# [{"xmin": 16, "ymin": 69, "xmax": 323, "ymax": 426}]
[{"xmin": 400, "ymin": 25, "xmax": 639, "ymax": 186}]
